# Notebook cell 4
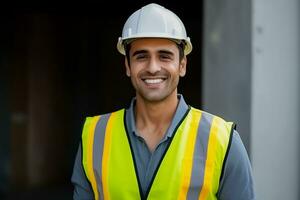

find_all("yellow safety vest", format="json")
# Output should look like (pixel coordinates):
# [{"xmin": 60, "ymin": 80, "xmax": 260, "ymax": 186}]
[{"xmin": 81, "ymin": 107, "xmax": 234, "ymax": 200}]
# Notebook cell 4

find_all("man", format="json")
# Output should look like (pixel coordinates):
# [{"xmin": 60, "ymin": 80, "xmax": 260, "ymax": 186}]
[{"xmin": 71, "ymin": 3, "xmax": 256, "ymax": 200}]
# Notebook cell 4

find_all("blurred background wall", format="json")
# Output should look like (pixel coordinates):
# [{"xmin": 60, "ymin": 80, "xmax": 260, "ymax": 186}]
[
  {"xmin": 251, "ymin": 0, "xmax": 300, "ymax": 199},
  {"xmin": 203, "ymin": 0, "xmax": 300, "ymax": 199},
  {"xmin": 0, "ymin": 0, "xmax": 299, "ymax": 199}
]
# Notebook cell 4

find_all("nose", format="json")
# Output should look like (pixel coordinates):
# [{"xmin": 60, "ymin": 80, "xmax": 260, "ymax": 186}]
[{"xmin": 147, "ymin": 57, "xmax": 161, "ymax": 74}]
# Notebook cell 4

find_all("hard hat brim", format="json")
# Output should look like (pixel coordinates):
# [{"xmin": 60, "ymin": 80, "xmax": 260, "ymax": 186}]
[{"xmin": 117, "ymin": 36, "xmax": 192, "ymax": 56}]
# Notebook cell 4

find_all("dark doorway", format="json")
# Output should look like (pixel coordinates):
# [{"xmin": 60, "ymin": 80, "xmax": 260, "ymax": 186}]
[{"xmin": 1, "ymin": 1, "xmax": 203, "ymax": 199}]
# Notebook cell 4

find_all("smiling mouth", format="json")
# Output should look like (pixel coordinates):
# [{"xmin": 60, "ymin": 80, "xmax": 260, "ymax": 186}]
[{"xmin": 143, "ymin": 78, "xmax": 165, "ymax": 84}]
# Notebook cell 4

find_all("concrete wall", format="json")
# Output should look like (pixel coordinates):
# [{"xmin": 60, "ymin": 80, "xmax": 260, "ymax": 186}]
[
  {"xmin": 202, "ymin": 0, "xmax": 252, "ymax": 151},
  {"xmin": 203, "ymin": 0, "xmax": 300, "ymax": 199},
  {"xmin": 251, "ymin": 0, "xmax": 300, "ymax": 199}
]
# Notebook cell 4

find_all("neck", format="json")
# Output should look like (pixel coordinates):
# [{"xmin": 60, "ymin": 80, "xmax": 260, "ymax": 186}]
[
  {"xmin": 135, "ymin": 93, "xmax": 179, "ymax": 128},
  {"xmin": 134, "ymin": 92, "xmax": 179, "ymax": 152}
]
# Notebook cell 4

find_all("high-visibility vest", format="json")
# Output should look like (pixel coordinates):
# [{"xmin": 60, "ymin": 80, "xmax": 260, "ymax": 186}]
[{"xmin": 81, "ymin": 107, "xmax": 234, "ymax": 200}]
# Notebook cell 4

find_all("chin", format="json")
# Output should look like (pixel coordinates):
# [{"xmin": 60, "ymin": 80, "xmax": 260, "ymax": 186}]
[{"xmin": 140, "ymin": 92, "xmax": 171, "ymax": 103}]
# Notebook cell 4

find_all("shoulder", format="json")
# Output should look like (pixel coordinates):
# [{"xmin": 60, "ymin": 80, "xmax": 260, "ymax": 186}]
[
  {"xmin": 190, "ymin": 107, "xmax": 235, "ymax": 158},
  {"xmin": 226, "ymin": 130, "xmax": 251, "ymax": 167},
  {"xmin": 81, "ymin": 109, "xmax": 126, "ymax": 136},
  {"xmin": 83, "ymin": 108, "xmax": 126, "ymax": 122},
  {"xmin": 190, "ymin": 107, "xmax": 230, "ymax": 122},
  {"xmin": 218, "ymin": 130, "xmax": 256, "ymax": 199},
  {"xmin": 190, "ymin": 107, "xmax": 235, "ymax": 133}
]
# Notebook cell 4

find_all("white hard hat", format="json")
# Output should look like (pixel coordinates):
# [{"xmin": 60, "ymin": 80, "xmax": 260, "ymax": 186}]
[{"xmin": 117, "ymin": 3, "xmax": 192, "ymax": 55}]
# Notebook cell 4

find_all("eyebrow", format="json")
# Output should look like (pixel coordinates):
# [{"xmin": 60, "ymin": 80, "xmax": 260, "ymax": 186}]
[
  {"xmin": 132, "ymin": 50, "xmax": 148, "ymax": 57},
  {"xmin": 158, "ymin": 50, "xmax": 174, "ymax": 56},
  {"xmin": 132, "ymin": 49, "xmax": 174, "ymax": 57}
]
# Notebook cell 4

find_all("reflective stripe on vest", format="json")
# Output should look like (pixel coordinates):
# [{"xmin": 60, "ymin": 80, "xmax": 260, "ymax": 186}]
[{"xmin": 81, "ymin": 107, "xmax": 234, "ymax": 200}]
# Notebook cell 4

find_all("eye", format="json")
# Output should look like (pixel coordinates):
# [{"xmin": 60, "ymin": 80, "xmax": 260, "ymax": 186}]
[
  {"xmin": 135, "ymin": 54, "xmax": 148, "ymax": 60},
  {"xmin": 160, "ymin": 54, "xmax": 172, "ymax": 60}
]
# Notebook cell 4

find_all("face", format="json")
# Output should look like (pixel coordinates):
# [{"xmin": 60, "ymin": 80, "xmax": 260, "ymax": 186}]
[{"xmin": 125, "ymin": 38, "xmax": 187, "ymax": 103}]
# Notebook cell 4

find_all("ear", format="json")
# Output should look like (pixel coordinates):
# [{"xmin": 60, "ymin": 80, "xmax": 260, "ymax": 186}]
[
  {"xmin": 179, "ymin": 56, "xmax": 187, "ymax": 77},
  {"xmin": 125, "ymin": 57, "xmax": 131, "ymax": 77}
]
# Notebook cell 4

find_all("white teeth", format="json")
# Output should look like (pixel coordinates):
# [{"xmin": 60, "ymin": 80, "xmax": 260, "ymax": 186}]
[{"xmin": 144, "ymin": 79, "xmax": 164, "ymax": 84}]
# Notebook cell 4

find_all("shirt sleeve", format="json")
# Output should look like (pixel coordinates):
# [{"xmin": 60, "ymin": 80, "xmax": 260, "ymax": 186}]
[
  {"xmin": 71, "ymin": 143, "xmax": 95, "ymax": 200},
  {"xmin": 217, "ymin": 130, "xmax": 256, "ymax": 200}
]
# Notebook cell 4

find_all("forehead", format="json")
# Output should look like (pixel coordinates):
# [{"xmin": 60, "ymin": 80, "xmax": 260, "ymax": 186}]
[{"xmin": 129, "ymin": 38, "xmax": 178, "ymax": 53}]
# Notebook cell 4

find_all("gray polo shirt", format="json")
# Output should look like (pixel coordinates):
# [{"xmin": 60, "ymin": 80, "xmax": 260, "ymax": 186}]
[{"xmin": 71, "ymin": 95, "xmax": 256, "ymax": 200}]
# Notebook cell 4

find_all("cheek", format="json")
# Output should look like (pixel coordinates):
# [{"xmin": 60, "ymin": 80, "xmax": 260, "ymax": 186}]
[{"xmin": 130, "ymin": 65, "xmax": 143, "ymax": 78}]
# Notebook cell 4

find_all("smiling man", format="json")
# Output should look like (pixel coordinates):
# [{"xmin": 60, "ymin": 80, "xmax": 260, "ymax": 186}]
[{"xmin": 71, "ymin": 3, "xmax": 256, "ymax": 200}]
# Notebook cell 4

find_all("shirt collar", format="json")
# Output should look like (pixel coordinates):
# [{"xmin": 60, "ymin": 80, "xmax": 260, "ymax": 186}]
[{"xmin": 126, "ymin": 94, "xmax": 189, "ymax": 139}]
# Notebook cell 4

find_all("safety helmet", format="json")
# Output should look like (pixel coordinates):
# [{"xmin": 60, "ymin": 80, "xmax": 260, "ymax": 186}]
[{"xmin": 117, "ymin": 3, "xmax": 192, "ymax": 55}]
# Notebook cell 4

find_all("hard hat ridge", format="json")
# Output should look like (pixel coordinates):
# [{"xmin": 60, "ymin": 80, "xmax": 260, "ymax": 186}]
[{"xmin": 117, "ymin": 3, "xmax": 192, "ymax": 55}]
